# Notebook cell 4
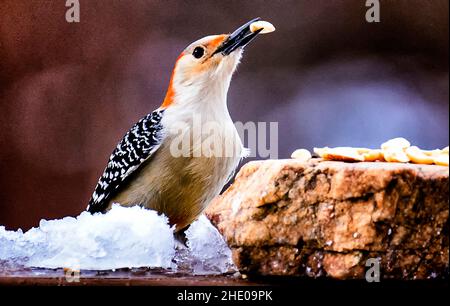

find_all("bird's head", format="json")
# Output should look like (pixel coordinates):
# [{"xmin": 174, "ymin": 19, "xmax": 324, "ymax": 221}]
[{"xmin": 161, "ymin": 18, "xmax": 273, "ymax": 108}]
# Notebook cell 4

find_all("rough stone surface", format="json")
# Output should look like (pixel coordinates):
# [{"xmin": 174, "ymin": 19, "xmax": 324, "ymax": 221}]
[{"xmin": 205, "ymin": 159, "xmax": 449, "ymax": 279}]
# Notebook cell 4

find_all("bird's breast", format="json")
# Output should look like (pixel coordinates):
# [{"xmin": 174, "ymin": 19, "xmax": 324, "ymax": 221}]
[{"xmin": 110, "ymin": 111, "xmax": 243, "ymax": 231}]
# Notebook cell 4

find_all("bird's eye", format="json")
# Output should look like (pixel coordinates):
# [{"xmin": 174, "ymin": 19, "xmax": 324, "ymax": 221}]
[{"xmin": 192, "ymin": 46, "xmax": 205, "ymax": 59}]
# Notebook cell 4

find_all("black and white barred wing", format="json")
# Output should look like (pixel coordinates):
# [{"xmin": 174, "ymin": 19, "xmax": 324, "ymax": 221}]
[{"xmin": 87, "ymin": 109, "xmax": 165, "ymax": 213}]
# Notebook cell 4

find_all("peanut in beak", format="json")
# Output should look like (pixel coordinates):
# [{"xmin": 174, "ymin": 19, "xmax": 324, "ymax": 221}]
[{"xmin": 249, "ymin": 21, "xmax": 276, "ymax": 34}]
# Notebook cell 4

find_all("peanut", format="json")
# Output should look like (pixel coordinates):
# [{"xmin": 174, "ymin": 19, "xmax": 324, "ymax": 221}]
[
  {"xmin": 314, "ymin": 147, "xmax": 364, "ymax": 162},
  {"xmin": 434, "ymin": 154, "xmax": 449, "ymax": 166},
  {"xmin": 381, "ymin": 137, "xmax": 410, "ymax": 150},
  {"xmin": 382, "ymin": 148, "xmax": 410, "ymax": 163},
  {"xmin": 361, "ymin": 149, "xmax": 384, "ymax": 162},
  {"xmin": 291, "ymin": 149, "xmax": 312, "ymax": 162},
  {"xmin": 405, "ymin": 146, "xmax": 434, "ymax": 164},
  {"xmin": 250, "ymin": 21, "xmax": 276, "ymax": 34}
]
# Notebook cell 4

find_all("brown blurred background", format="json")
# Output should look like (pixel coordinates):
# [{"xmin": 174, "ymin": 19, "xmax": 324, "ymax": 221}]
[{"xmin": 0, "ymin": 0, "xmax": 448, "ymax": 230}]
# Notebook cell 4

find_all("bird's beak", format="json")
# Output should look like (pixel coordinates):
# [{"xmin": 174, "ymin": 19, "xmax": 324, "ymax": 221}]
[{"xmin": 214, "ymin": 17, "xmax": 263, "ymax": 56}]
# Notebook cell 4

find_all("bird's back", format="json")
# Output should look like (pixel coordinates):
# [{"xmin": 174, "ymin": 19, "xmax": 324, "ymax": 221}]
[{"xmin": 87, "ymin": 109, "xmax": 165, "ymax": 213}]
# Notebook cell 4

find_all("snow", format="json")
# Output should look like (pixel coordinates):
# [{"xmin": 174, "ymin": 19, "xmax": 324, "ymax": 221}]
[
  {"xmin": 184, "ymin": 215, "xmax": 234, "ymax": 275},
  {"xmin": 0, "ymin": 205, "xmax": 234, "ymax": 274}
]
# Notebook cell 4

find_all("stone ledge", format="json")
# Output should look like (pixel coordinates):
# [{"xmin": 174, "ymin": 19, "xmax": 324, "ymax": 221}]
[{"xmin": 206, "ymin": 159, "xmax": 449, "ymax": 279}]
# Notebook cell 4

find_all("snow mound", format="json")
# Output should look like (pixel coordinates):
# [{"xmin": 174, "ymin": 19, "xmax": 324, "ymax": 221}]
[
  {"xmin": 185, "ymin": 215, "xmax": 234, "ymax": 275},
  {"xmin": 0, "ymin": 205, "xmax": 234, "ymax": 274},
  {"xmin": 1, "ymin": 205, "xmax": 175, "ymax": 270}
]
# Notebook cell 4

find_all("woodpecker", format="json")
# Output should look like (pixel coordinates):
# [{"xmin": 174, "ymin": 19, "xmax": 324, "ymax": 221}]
[{"xmin": 87, "ymin": 18, "xmax": 275, "ymax": 232}]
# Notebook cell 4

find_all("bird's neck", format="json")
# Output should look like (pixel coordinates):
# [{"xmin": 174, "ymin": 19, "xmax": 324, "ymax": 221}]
[
  {"xmin": 162, "ymin": 74, "xmax": 233, "ymax": 121},
  {"xmin": 160, "ymin": 74, "xmax": 242, "ymax": 158}
]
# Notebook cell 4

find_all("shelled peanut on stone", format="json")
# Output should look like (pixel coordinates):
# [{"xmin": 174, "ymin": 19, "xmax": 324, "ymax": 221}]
[
  {"xmin": 360, "ymin": 149, "xmax": 384, "ymax": 162},
  {"xmin": 291, "ymin": 149, "xmax": 312, "ymax": 162},
  {"xmin": 434, "ymin": 154, "xmax": 449, "ymax": 166},
  {"xmin": 313, "ymin": 147, "xmax": 365, "ymax": 162},
  {"xmin": 302, "ymin": 138, "xmax": 448, "ymax": 166},
  {"xmin": 381, "ymin": 137, "xmax": 411, "ymax": 150},
  {"xmin": 405, "ymin": 146, "xmax": 434, "ymax": 164}
]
